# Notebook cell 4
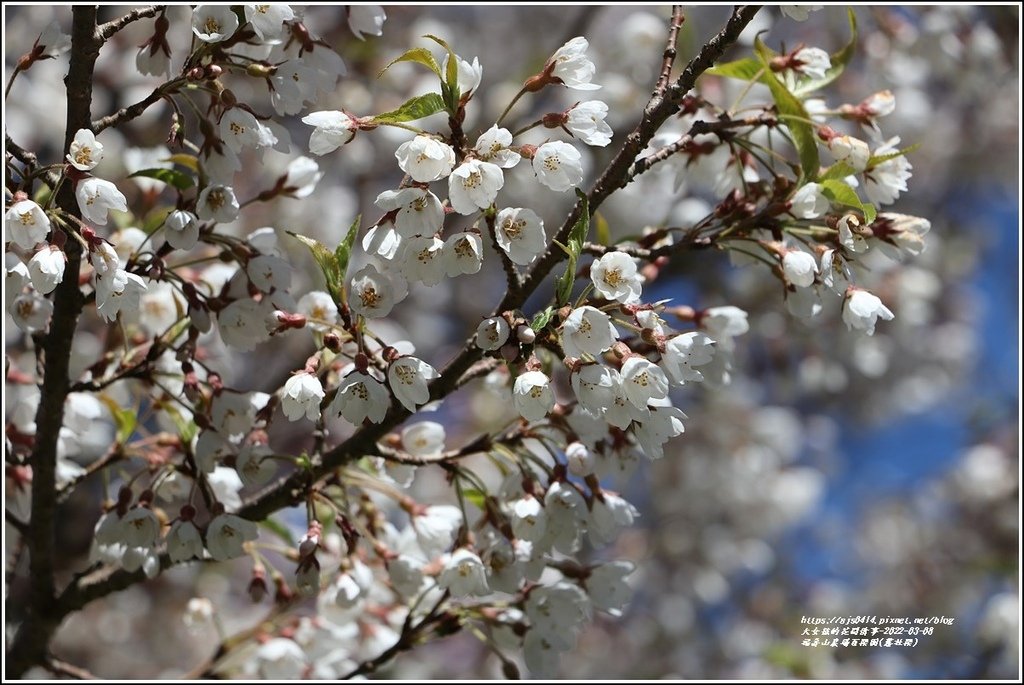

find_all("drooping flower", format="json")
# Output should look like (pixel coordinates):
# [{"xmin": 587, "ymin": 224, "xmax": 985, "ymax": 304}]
[
  {"xmin": 782, "ymin": 248, "xmax": 819, "ymax": 288},
  {"xmin": 549, "ymin": 37, "xmax": 600, "ymax": 90},
  {"xmin": 789, "ymin": 182, "xmax": 829, "ymax": 219},
  {"xmin": 438, "ymin": 548, "xmax": 490, "ymax": 596},
  {"xmin": 27, "ymin": 245, "xmax": 66, "ymax": 294},
  {"xmin": 513, "ymin": 371, "xmax": 555, "ymax": 422},
  {"xmin": 301, "ymin": 111, "xmax": 357, "ymax": 155},
  {"xmin": 5, "ymin": 199, "xmax": 50, "ymax": 249},
  {"xmin": 842, "ymin": 288, "xmax": 894, "ymax": 335},
  {"xmin": 206, "ymin": 513, "xmax": 259, "ymax": 561},
  {"xmin": 388, "ymin": 356, "xmax": 439, "ymax": 413},
  {"xmin": 791, "ymin": 47, "xmax": 831, "ymax": 80},
  {"xmin": 76, "ymin": 177, "xmax": 127, "ymax": 226},
  {"xmin": 494, "ymin": 207, "xmax": 545, "ymax": 265},
  {"xmin": 329, "ymin": 370, "xmax": 390, "ymax": 424},
  {"xmin": 565, "ymin": 101, "xmax": 613, "ymax": 147},
  {"xmin": 347, "ymin": 5, "xmax": 386, "ymax": 39},
  {"xmin": 560, "ymin": 305, "xmax": 616, "ymax": 359},
  {"xmin": 281, "ymin": 372, "xmax": 325, "ymax": 422},
  {"xmin": 444, "ymin": 53, "xmax": 482, "ymax": 95},
  {"xmin": 163, "ymin": 209, "xmax": 200, "ymax": 251}
]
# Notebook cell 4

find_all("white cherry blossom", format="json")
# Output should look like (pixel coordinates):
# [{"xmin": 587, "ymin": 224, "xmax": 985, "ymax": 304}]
[
  {"xmin": 414, "ymin": 504, "xmax": 463, "ymax": 558},
  {"xmin": 196, "ymin": 184, "xmax": 239, "ymax": 223},
  {"xmin": 401, "ymin": 421, "xmax": 445, "ymax": 458},
  {"xmin": 791, "ymin": 47, "xmax": 831, "ymax": 80},
  {"xmin": 76, "ymin": 177, "xmax": 127, "ymax": 225},
  {"xmin": 619, "ymin": 356, "xmax": 669, "ymax": 409},
  {"xmin": 374, "ymin": 188, "xmax": 443, "ymax": 238},
  {"xmin": 789, "ymin": 182, "xmax": 829, "ymax": 219},
  {"xmin": 438, "ymin": 548, "xmax": 489, "ymax": 596},
  {"xmin": 444, "ymin": 53, "xmax": 482, "ymax": 94},
  {"xmin": 297, "ymin": 290, "xmax": 339, "ymax": 332},
  {"xmin": 494, "ymin": 207, "xmax": 545, "ymax": 265},
  {"xmin": 67, "ymin": 128, "xmax": 104, "ymax": 170},
  {"xmin": 388, "ymin": 356, "xmax": 439, "ymax": 412},
  {"xmin": 192, "ymin": 5, "xmax": 239, "ymax": 43},
  {"xmin": 395, "ymin": 135, "xmax": 456, "ymax": 182},
  {"xmin": 443, "ymin": 232, "xmax": 484, "ymax": 276},
  {"xmin": 473, "ymin": 126, "xmax": 520, "ymax": 168},
  {"xmin": 570, "ymin": 363, "xmax": 617, "ymax": 413},
  {"xmin": 302, "ymin": 111, "xmax": 357, "ymax": 155},
  {"xmin": 281, "ymin": 372, "xmax": 325, "ymax": 422},
  {"xmin": 28, "ymin": 246, "xmax": 66, "ymax": 294},
  {"xmin": 349, "ymin": 264, "xmax": 397, "ymax": 318},
  {"xmin": 782, "ymin": 248, "xmax": 819, "ymax": 288},
  {"xmin": 347, "ymin": 5, "xmax": 386, "ymax": 39},
  {"xmin": 590, "ymin": 251, "xmax": 642, "ymax": 304},
  {"xmin": 560, "ymin": 305, "xmax": 616, "ymax": 359},
  {"xmin": 329, "ymin": 370, "xmax": 389, "ymax": 424},
  {"xmin": 476, "ymin": 316, "xmax": 510, "ymax": 351},
  {"xmin": 6, "ymin": 200, "xmax": 50, "ymax": 249},
  {"xmin": 166, "ymin": 520, "xmax": 204, "ymax": 563},
  {"xmin": 400, "ymin": 235, "xmax": 447, "ymax": 286},
  {"xmin": 565, "ymin": 101, "xmax": 613, "ymax": 146},
  {"xmin": 448, "ymin": 159, "xmax": 504, "ymax": 214},
  {"xmin": 513, "ymin": 371, "xmax": 555, "ymax": 422},
  {"xmin": 243, "ymin": 3, "xmax": 294, "ymax": 40},
  {"xmin": 549, "ymin": 36, "xmax": 600, "ymax": 90},
  {"xmin": 660, "ymin": 332, "xmax": 716, "ymax": 385},
  {"xmin": 206, "ymin": 513, "xmax": 259, "ymax": 561},
  {"xmin": 533, "ymin": 141, "xmax": 584, "ymax": 192},
  {"xmin": 163, "ymin": 209, "xmax": 199, "ymax": 251},
  {"xmin": 842, "ymin": 288, "xmax": 894, "ymax": 335}
]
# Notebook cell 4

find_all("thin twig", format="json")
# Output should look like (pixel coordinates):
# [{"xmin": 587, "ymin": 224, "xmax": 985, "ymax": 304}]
[
  {"xmin": 44, "ymin": 656, "xmax": 100, "ymax": 680},
  {"xmin": 91, "ymin": 78, "xmax": 183, "ymax": 134},
  {"xmin": 5, "ymin": 135, "xmax": 61, "ymax": 188},
  {"xmin": 654, "ymin": 6, "xmax": 686, "ymax": 96},
  {"xmin": 98, "ymin": 5, "xmax": 165, "ymax": 41},
  {"xmin": 486, "ymin": 211, "xmax": 521, "ymax": 293}
]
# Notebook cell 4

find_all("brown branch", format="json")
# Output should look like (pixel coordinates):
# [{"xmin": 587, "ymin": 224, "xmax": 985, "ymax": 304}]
[
  {"xmin": 55, "ymin": 445, "xmax": 124, "ymax": 505},
  {"xmin": 654, "ymin": 6, "xmax": 686, "ymax": 96},
  {"xmin": 5, "ymin": 509, "xmax": 30, "ymax": 536},
  {"xmin": 628, "ymin": 112, "xmax": 778, "ymax": 180},
  {"xmin": 486, "ymin": 210, "xmax": 521, "ymax": 294},
  {"xmin": 91, "ymin": 78, "xmax": 181, "ymax": 134},
  {"xmin": 5, "ymin": 7, "xmax": 101, "ymax": 678},
  {"xmin": 98, "ymin": 5, "xmax": 164, "ymax": 41},
  {"xmin": 5, "ymin": 134, "xmax": 61, "ymax": 188}
]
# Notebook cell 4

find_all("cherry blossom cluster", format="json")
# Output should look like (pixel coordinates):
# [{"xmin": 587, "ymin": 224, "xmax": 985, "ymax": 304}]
[{"xmin": 4, "ymin": 4, "xmax": 931, "ymax": 679}]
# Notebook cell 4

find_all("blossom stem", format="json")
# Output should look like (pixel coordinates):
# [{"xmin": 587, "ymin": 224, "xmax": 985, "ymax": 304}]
[
  {"xmin": 511, "ymin": 119, "xmax": 543, "ymax": 138},
  {"xmin": 4, "ymin": 65, "xmax": 22, "ymax": 98},
  {"xmin": 495, "ymin": 86, "xmax": 528, "ymax": 127}
]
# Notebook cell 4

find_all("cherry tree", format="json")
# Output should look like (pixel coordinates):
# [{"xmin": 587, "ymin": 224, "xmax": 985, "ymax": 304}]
[{"xmin": 4, "ymin": 4, "xmax": 934, "ymax": 678}]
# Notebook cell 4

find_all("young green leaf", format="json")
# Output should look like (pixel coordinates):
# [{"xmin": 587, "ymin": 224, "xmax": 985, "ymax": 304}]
[
  {"xmin": 378, "ymin": 47, "xmax": 442, "ymax": 79},
  {"xmin": 372, "ymin": 93, "xmax": 446, "ymax": 124},
  {"xmin": 288, "ymin": 230, "xmax": 343, "ymax": 303},
  {"xmin": 530, "ymin": 306, "xmax": 555, "ymax": 332},
  {"xmin": 820, "ymin": 179, "xmax": 876, "ymax": 224},
  {"xmin": 334, "ymin": 214, "xmax": 361, "ymax": 280},
  {"xmin": 755, "ymin": 38, "xmax": 820, "ymax": 183},
  {"xmin": 129, "ymin": 168, "xmax": 194, "ymax": 190},
  {"xmin": 705, "ymin": 57, "xmax": 765, "ymax": 82},
  {"xmin": 866, "ymin": 143, "xmax": 920, "ymax": 168}
]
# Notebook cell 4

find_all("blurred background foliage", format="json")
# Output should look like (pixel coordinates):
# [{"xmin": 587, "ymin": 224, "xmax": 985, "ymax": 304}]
[{"xmin": 4, "ymin": 4, "xmax": 1018, "ymax": 679}]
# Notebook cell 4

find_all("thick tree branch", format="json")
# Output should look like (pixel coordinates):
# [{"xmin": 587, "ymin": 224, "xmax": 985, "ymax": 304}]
[
  {"xmin": 6, "ymin": 7, "xmax": 101, "ymax": 678},
  {"xmin": 31, "ymin": 7, "xmax": 763, "ymax": 663},
  {"xmin": 98, "ymin": 5, "xmax": 164, "ymax": 41}
]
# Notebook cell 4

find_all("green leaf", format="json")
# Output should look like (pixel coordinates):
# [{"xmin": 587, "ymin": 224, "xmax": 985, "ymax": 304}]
[
  {"xmin": 98, "ymin": 396, "xmax": 137, "ymax": 444},
  {"xmin": 161, "ymin": 153, "xmax": 200, "ymax": 172},
  {"xmin": 818, "ymin": 161, "xmax": 857, "ymax": 182},
  {"xmin": 335, "ymin": 214, "xmax": 361, "ymax": 281},
  {"xmin": 706, "ymin": 57, "xmax": 764, "ymax": 82},
  {"xmin": 755, "ymin": 38, "xmax": 819, "ymax": 183},
  {"xmin": 372, "ymin": 93, "xmax": 446, "ymax": 124},
  {"xmin": 129, "ymin": 167, "xmax": 194, "ymax": 191},
  {"xmin": 462, "ymin": 488, "xmax": 486, "ymax": 510},
  {"xmin": 288, "ymin": 231, "xmax": 343, "ymax": 303},
  {"xmin": 793, "ymin": 9, "xmax": 858, "ymax": 97},
  {"xmin": 820, "ymin": 179, "xmax": 876, "ymax": 224},
  {"xmin": 378, "ymin": 47, "xmax": 442, "ymax": 79},
  {"xmin": 866, "ymin": 143, "xmax": 920, "ymax": 168},
  {"xmin": 530, "ymin": 306, "xmax": 555, "ymax": 332},
  {"xmin": 567, "ymin": 188, "xmax": 590, "ymax": 246},
  {"xmin": 424, "ymin": 34, "xmax": 461, "ymax": 108},
  {"xmin": 259, "ymin": 518, "xmax": 296, "ymax": 547},
  {"xmin": 161, "ymin": 403, "xmax": 196, "ymax": 444},
  {"xmin": 142, "ymin": 206, "xmax": 173, "ymax": 234}
]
